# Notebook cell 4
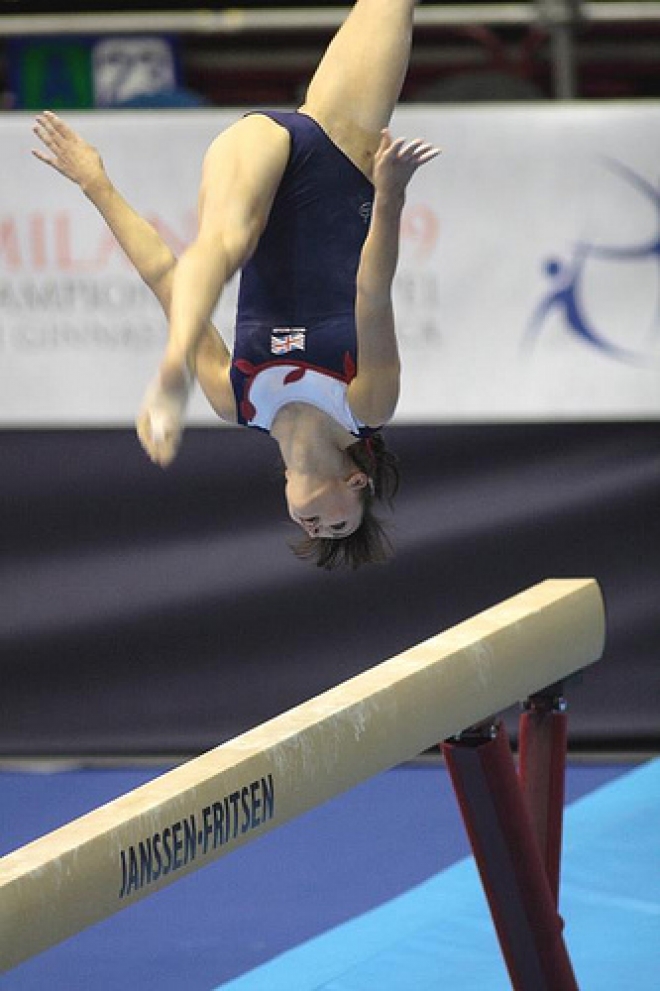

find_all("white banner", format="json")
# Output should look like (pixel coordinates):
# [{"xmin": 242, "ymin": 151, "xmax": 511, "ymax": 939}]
[{"xmin": 1, "ymin": 104, "xmax": 660, "ymax": 426}]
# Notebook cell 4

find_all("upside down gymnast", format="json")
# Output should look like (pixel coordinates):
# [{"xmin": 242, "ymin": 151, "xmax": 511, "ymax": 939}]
[{"xmin": 33, "ymin": 0, "xmax": 439, "ymax": 569}]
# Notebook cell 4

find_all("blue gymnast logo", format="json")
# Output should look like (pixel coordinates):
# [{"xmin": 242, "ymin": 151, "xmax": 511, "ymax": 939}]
[{"xmin": 525, "ymin": 159, "xmax": 660, "ymax": 364}]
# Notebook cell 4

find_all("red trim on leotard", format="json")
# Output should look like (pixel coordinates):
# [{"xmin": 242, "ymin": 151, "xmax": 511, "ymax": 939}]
[{"xmin": 234, "ymin": 353, "xmax": 357, "ymax": 425}]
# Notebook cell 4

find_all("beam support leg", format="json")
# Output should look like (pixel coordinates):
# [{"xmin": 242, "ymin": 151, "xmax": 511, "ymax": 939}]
[
  {"xmin": 442, "ymin": 721, "xmax": 578, "ymax": 991},
  {"xmin": 518, "ymin": 683, "xmax": 569, "ymax": 905}
]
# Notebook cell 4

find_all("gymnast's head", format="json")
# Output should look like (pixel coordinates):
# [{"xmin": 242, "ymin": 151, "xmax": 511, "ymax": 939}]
[{"xmin": 287, "ymin": 434, "xmax": 400, "ymax": 570}]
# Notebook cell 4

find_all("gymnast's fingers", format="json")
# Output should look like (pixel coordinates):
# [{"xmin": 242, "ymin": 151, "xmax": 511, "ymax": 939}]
[
  {"xmin": 415, "ymin": 144, "xmax": 441, "ymax": 165},
  {"xmin": 42, "ymin": 110, "xmax": 72, "ymax": 136},
  {"xmin": 31, "ymin": 148, "xmax": 54, "ymax": 167},
  {"xmin": 33, "ymin": 119, "xmax": 64, "ymax": 156},
  {"xmin": 388, "ymin": 136, "xmax": 410, "ymax": 156},
  {"xmin": 403, "ymin": 139, "xmax": 440, "ymax": 161},
  {"xmin": 400, "ymin": 138, "xmax": 426, "ymax": 155},
  {"xmin": 30, "ymin": 143, "xmax": 65, "ymax": 174},
  {"xmin": 43, "ymin": 111, "xmax": 82, "ymax": 149}
]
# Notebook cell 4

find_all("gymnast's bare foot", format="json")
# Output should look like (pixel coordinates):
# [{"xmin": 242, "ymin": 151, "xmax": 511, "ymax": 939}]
[{"xmin": 136, "ymin": 360, "xmax": 193, "ymax": 467}]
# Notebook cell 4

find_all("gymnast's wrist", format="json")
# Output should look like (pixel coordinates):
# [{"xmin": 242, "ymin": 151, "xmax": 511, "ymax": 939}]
[
  {"xmin": 374, "ymin": 188, "xmax": 406, "ymax": 215},
  {"xmin": 81, "ymin": 170, "xmax": 113, "ymax": 203}
]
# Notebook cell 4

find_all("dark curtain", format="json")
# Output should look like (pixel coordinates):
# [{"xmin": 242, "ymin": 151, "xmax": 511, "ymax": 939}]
[{"xmin": 1, "ymin": 423, "xmax": 658, "ymax": 755}]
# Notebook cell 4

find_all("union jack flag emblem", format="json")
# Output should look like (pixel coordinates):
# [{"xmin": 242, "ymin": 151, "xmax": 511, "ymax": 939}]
[{"xmin": 271, "ymin": 328, "xmax": 307, "ymax": 355}]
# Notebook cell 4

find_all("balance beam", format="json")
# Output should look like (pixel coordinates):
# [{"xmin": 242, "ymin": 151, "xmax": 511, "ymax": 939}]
[{"xmin": 0, "ymin": 578, "xmax": 605, "ymax": 973}]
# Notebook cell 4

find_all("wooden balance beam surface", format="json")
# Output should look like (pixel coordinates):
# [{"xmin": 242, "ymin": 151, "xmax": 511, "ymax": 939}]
[{"xmin": 0, "ymin": 578, "xmax": 605, "ymax": 972}]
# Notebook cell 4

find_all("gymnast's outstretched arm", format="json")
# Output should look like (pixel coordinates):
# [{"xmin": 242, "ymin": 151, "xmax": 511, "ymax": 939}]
[
  {"xmin": 31, "ymin": 112, "xmax": 237, "ymax": 427},
  {"xmin": 348, "ymin": 130, "xmax": 440, "ymax": 426}
]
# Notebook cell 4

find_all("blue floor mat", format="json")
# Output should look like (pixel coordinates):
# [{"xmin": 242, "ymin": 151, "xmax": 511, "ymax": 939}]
[
  {"xmin": 219, "ymin": 759, "xmax": 660, "ymax": 991},
  {"xmin": 0, "ymin": 762, "xmax": 644, "ymax": 990}
]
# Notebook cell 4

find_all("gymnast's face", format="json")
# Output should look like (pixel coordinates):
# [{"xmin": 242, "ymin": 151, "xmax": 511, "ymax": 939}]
[{"xmin": 286, "ymin": 472, "xmax": 369, "ymax": 539}]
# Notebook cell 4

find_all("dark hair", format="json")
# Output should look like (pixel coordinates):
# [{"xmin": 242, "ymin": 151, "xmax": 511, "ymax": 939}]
[{"xmin": 291, "ymin": 432, "xmax": 400, "ymax": 570}]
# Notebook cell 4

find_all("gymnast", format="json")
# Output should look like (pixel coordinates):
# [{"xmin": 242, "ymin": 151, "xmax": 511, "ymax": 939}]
[{"xmin": 33, "ymin": 0, "xmax": 439, "ymax": 569}]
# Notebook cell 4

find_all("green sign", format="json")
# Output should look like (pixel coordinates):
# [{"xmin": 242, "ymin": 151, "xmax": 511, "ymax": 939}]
[{"xmin": 10, "ymin": 39, "xmax": 94, "ymax": 109}]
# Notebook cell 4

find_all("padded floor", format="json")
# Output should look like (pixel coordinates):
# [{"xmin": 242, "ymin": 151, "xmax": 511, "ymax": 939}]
[
  {"xmin": 222, "ymin": 759, "xmax": 660, "ymax": 990},
  {"xmin": 1, "ymin": 760, "xmax": 655, "ymax": 989}
]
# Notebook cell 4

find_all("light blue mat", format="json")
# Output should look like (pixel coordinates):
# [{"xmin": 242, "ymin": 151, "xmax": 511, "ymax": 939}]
[{"xmin": 220, "ymin": 759, "xmax": 660, "ymax": 990}]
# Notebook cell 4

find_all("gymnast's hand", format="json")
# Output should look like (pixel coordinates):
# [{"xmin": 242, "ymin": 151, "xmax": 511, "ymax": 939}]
[
  {"xmin": 373, "ymin": 129, "xmax": 440, "ymax": 199},
  {"xmin": 32, "ymin": 111, "xmax": 108, "ymax": 196}
]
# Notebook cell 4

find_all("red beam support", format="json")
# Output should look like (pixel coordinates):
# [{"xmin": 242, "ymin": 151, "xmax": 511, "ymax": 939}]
[
  {"xmin": 518, "ymin": 686, "xmax": 569, "ymax": 905},
  {"xmin": 442, "ymin": 721, "xmax": 578, "ymax": 991}
]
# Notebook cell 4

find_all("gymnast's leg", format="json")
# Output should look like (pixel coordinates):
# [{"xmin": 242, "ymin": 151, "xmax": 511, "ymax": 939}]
[
  {"xmin": 137, "ymin": 114, "xmax": 290, "ymax": 465},
  {"xmin": 299, "ymin": 0, "xmax": 418, "ymax": 177}
]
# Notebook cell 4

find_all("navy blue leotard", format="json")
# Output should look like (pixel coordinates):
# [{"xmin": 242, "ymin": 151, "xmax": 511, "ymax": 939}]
[{"xmin": 230, "ymin": 111, "xmax": 377, "ymax": 436}]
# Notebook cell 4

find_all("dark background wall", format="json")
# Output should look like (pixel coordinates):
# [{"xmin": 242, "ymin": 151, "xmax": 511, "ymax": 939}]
[{"xmin": 1, "ymin": 422, "xmax": 658, "ymax": 757}]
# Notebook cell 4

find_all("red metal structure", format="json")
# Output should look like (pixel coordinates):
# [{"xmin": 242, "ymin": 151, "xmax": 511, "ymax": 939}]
[{"xmin": 442, "ymin": 682, "xmax": 577, "ymax": 990}]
